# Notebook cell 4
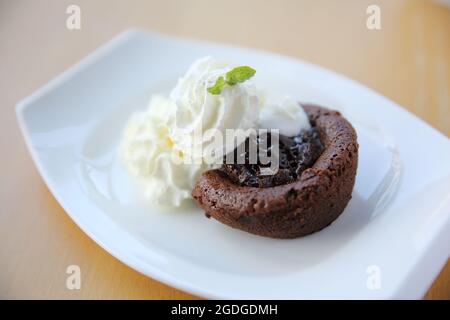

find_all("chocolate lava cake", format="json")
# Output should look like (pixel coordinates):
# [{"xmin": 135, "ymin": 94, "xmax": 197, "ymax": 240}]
[{"xmin": 192, "ymin": 104, "xmax": 358, "ymax": 239}]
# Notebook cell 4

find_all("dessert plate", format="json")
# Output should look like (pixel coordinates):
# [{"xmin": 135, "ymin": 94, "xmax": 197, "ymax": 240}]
[{"xmin": 16, "ymin": 29, "xmax": 450, "ymax": 299}]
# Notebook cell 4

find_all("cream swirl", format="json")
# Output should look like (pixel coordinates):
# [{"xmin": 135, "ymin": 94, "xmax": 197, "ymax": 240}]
[
  {"xmin": 120, "ymin": 95, "xmax": 206, "ymax": 206},
  {"xmin": 259, "ymin": 94, "xmax": 311, "ymax": 136},
  {"xmin": 170, "ymin": 57, "xmax": 260, "ymax": 161}
]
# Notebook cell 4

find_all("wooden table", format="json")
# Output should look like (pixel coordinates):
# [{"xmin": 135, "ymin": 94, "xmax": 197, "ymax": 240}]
[{"xmin": 0, "ymin": 0, "xmax": 449, "ymax": 299}]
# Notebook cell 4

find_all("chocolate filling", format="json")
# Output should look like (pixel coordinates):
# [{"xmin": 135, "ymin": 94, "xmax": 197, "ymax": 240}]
[{"xmin": 219, "ymin": 127, "xmax": 324, "ymax": 188}]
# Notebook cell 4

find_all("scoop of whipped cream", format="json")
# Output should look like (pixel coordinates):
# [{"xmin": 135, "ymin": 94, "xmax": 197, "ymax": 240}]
[
  {"xmin": 120, "ymin": 56, "xmax": 311, "ymax": 207},
  {"xmin": 120, "ymin": 95, "xmax": 206, "ymax": 206},
  {"xmin": 170, "ymin": 57, "xmax": 260, "ymax": 161},
  {"xmin": 259, "ymin": 94, "xmax": 311, "ymax": 136}
]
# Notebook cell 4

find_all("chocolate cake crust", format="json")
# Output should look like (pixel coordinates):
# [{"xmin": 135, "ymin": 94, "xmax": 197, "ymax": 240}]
[{"xmin": 192, "ymin": 104, "xmax": 359, "ymax": 239}]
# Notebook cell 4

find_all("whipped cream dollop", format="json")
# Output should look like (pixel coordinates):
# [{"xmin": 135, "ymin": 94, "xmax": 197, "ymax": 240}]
[
  {"xmin": 170, "ymin": 57, "xmax": 260, "ymax": 161},
  {"xmin": 259, "ymin": 94, "xmax": 311, "ymax": 136},
  {"xmin": 120, "ymin": 56, "xmax": 311, "ymax": 207},
  {"xmin": 120, "ymin": 95, "xmax": 206, "ymax": 206}
]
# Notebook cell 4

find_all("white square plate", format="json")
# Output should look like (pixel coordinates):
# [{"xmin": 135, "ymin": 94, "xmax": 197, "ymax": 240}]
[{"xmin": 17, "ymin": 30, "xmax": 450, "ymax": 299}]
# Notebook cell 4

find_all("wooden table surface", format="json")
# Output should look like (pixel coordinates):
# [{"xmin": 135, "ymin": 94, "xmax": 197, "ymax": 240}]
[{"xmin": 0, "ymin": 0, "xmax": 449, "ymax": 299}]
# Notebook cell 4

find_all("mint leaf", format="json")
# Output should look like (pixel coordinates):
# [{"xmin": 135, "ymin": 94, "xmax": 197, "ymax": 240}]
[
  {"xmin": 207, "ymin": 66, "xmax": 256, "ymax": 95},
  {"xmin": 225, "ymin": 66, "xmax": 256, "ymax": 85},
  {"xmin": 207, "ymin": 76, "xmax": 226, "ymax": 95}
]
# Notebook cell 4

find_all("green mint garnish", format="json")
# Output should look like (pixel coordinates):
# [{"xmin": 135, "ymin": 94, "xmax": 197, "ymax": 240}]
[
  {"xmin": 207, "ymin": 76, "xmax": 226, "ymax": 95},
  {"xmin": 225, "ymin": 66, "xmax": 256, "ymax": 85},
  {"xmin": 207, "ymin": 66, "xmax": 256, "ymax": 95}
]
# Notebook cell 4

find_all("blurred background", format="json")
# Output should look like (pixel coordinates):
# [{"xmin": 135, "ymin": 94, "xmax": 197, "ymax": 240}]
[{"xmin": 0, "ymin": 0, "xmax": 449, "ymax": 299}]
